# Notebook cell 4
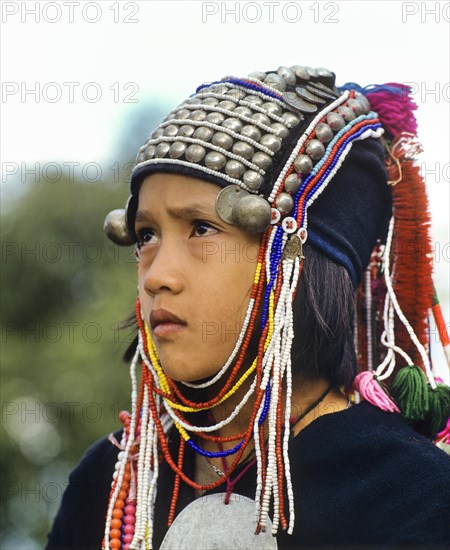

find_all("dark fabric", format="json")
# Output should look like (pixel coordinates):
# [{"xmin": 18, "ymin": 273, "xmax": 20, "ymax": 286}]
[
  {"xmin": 46, "ymin": 402, "xmax": 450, "ymax": 550},
  {"xmin": 307, "ymin": 138, "xmax": 391, "ymax": 286}
]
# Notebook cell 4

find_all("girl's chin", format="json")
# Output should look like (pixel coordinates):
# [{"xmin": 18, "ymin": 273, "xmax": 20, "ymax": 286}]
[{"xmin": 160, "ymin": 363, "xmax": 222, "ymax": 384}]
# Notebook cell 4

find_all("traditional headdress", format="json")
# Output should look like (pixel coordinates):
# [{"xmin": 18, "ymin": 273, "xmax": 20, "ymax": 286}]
[{"xmin": 103, "ymin": 65, "xmax": 450, "ymax": 549}]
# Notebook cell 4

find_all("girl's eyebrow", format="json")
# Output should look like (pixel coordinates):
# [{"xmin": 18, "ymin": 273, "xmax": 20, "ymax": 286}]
[{"xmin": 135, "ymin": 203, "xmax": 217, "ymax": 223}]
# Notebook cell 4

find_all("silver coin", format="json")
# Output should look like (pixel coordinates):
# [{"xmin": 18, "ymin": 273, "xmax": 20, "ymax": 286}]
[
  {"xmin": 305, "ymin": 83, "xmax": 336, "ymax": 100},
  {"xmin": 290, "ymin": 65, "xmax": 310, "ymax": 81},
  {"xmin": 216, "ymin": 185, "xmax": 249, "ymax": 224},
  {"xmin": 295, "ymin": 87, "xmax": 326, "ymax": 105},
  {"xmin": 264, "ymin": 72, "xmax": 286, "ymax": 92},
  {"xmin": 283, "ymin": 91, "xmax": 317, "ymax": 114},
  {"xmin": 248, "ymin": 71, "xmax": 266, "ymax": 81},
  {"xmin": 277, "ymin": 65, "xmax": 296, "ymax": 86}
]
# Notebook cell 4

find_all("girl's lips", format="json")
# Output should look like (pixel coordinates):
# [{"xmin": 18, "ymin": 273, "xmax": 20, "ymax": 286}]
[
  {"xmin": 152, "ymin": 322, "xmax": 187, "ymax": 338},
  {"xmin": 150, "ymin": 308, "xmax": 187, "ymax": 339}
]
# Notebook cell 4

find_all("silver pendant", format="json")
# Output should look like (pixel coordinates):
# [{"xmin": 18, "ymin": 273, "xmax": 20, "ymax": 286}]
[{"xmin": 160, "ymin": 493, "xmax": 278, "ymax": 550}]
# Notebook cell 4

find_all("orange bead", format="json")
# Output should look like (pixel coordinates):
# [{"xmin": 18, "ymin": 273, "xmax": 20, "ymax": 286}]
[
  {"xmin": 112, "ymin": 508, "xmax": 123, "ymax": 519},
  {"xmin": 110, "ymin": 538, "xmax": 121, "ymax": 549},
  {"xmin": 115, "ymin": 499, "xmax": 125, "ymax": 509},
  {"xmin": 121, "ymin": 481, "xmax": 130, "ymax": 491},
  {"xmin": 111, "ymin": 518, "xmax": 122, "ymax": 529},
  {"xmin": 118, "ymin": 489, "xmax": 127, "ymax": 500},
  {"xmin": 110, "ymin": 529, "xmax": 121, "ymax": 539},
  {"xmin": 123, "ymin": 472, "xmax": 131, "ymax": 482}
]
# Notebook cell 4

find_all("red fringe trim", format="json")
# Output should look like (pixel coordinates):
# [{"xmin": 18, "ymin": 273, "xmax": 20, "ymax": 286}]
[{"xmin": 390, "ymin": 159, "xmax": 434, "ymax": 368}]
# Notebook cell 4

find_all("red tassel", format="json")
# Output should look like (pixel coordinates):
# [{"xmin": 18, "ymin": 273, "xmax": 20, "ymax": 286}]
[{"xmin": 387, "ymin": 136, "xmax": 434, "ymax": 369}]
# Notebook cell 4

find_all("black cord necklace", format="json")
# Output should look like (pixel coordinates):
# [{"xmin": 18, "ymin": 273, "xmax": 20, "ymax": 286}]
[{"xmin": 289, "ymin": 382, "xmax": 334, "ymax": 437}]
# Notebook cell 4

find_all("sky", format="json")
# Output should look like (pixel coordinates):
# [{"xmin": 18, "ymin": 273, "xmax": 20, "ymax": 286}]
[{"xmin": 1, "ymin": 0, "xmax": 449, "ymax": 374}]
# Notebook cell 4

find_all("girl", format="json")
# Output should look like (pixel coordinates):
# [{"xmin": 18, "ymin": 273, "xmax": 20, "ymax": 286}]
[{"xmin": 47, "ymin": 64, "xmax": 450, "ymax": 550}]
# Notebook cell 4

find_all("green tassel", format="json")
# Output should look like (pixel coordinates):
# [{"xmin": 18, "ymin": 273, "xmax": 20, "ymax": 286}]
[
  {"xmin": 389, "ymin": 365, "xmax": 430, "ymax": 421},
  {"xmin": 426, "ymin": 384, "xmax": 450, "ymax": 437}
]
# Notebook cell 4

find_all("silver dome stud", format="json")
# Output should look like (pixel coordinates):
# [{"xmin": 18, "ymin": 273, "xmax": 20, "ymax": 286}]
[
  {"xmin": 232, "ymin": 194, "xmax": 272, "ymax": 234},
  {"xmin": 104, "ymin": 209, "xmax": 135, "ymax": 246}
]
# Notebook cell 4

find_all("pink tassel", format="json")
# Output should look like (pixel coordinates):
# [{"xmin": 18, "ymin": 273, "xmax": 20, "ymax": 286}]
[
  {"xmin": 435, "ymin": 418, "xmax": 450, "ymax": 445},
  {"xmin": 366, "ymin": 83, "xmax": 418, "ymax": 138},
  {"xmin": 353, "ymin": 371, "xmax": 400, "ymax": 413}
]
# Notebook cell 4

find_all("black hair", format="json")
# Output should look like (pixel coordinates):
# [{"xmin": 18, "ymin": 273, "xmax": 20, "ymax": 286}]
[{"xmin": 291, "ymin": 242, "xmax": 357, "ymax": 390}]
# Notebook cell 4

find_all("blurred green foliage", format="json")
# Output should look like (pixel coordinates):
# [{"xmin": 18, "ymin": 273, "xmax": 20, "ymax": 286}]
[
  {"xmin": 1, "ymin": 101, "xmax": 168, "ymax": 548},
  {"xmin": 1, "ymin": 173, "xmax": 141, "ymax": 547}
]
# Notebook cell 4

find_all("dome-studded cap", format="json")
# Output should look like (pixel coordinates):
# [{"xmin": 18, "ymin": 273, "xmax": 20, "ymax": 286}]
[
  {"xmin": 126, "ymin": 65, "xmax": 361, "ymax": 233},
  {"xmin": 129, "ymin": 67, "xmax": 348, "ymax": 200},
  {"xmin": 109, "ymin": 63, "xmax": 389, "ymax": 284}
]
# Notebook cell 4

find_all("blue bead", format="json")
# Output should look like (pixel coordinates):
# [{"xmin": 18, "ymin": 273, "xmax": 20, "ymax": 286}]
[{"xmin": 187, "ymin": 437, "xmax": 243, "ymax": 458}]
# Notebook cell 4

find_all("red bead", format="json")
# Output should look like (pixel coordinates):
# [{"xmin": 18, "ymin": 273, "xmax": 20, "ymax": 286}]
[
  {"xmin": 123, "ymin": 544, "xmax": 130, "ymax": 550},
  {"xmin": 124, "ymin": 524, "xmax": 134, "ymax": 534},
  {"xmin": 123, "ymin": 534, "xmax": 134, "ymax": 544},
  {"xmin": 110, "ymin": 528, "xmax": 121, "ymax": 539},
  {"xmin": 124, "ymin": 504, "xmax": 136, "ymax": 515},
  {"xmin": 118, "ymin": 410, "xmax": 129, "ymax": 423},
  {"xmin": 110, "ymin": 538, "xmax": 121, "ymax": 549},
  {"xmin": 115, "ymin": 499, "xmax": 125, "ymax": 509},
  {"xmin": 111, "ymin": 518, "xmax": 122, "ymax": 530},
  {"xmin": 124, "ymin": 514, "xmax": 135, "ymax": 525}
]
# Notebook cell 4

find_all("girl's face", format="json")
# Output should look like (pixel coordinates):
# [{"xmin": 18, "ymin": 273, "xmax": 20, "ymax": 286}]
[{"xmin": 135, "ymin": 173, "xmax": 260, "ymax": 382}]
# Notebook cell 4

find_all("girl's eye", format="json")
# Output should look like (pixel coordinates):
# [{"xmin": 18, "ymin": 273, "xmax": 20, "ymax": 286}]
[
  {"xmin": 136, "ymin": 229, "xmax": 157, "ymax": 248},
  {"xmin": 193, "ymin": 221, "xmax": 218, "ymax": 237}
]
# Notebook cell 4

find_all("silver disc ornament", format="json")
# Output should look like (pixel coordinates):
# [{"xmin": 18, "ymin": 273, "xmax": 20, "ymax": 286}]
[
  {"xmin": 160, "ymin": 493, "xmax": 278, "ymax": 550},
  {"xmin": 232, "ymin": 194, "xmax": 272, "ymax": 234},
  {"xmin": 103, "ymin": 209, "xmax": 135, "ymax": 246},
  {"xmin": 215, "ymin": 185, "xmax": 250, "ymax": 224}
]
